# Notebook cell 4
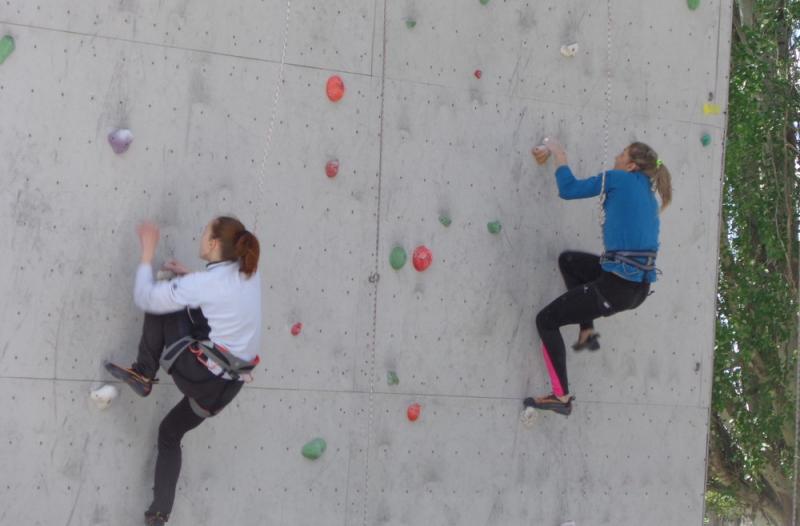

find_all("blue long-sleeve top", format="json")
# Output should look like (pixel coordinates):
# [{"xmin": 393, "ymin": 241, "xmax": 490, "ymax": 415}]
[{"xmin": 555, "ymin": 165, "xmax": 660, "ymax": 282}]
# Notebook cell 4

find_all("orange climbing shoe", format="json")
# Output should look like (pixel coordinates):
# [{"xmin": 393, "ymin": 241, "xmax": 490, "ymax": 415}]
[
  {"xmin": 523, "ymin": 394, "xmax": 573, "ymax": 416},
  {"xmin": 104, "ymin": 362, "xmax": 157, "ymax": 397}
]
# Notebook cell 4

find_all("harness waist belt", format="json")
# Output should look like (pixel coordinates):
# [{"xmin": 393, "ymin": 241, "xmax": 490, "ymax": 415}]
[
  {"xmin": 600, "ymin": 251, "xmax": 659, "ymax": 272},
  {"xmin": 160, "ymin": 336, "xmax": 260, "ymax": 382}
]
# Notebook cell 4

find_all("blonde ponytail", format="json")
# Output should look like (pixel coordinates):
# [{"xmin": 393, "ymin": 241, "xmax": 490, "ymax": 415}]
[{"xmin": 628, "ymin": 142, "xmax": 673, "ymax": 211}]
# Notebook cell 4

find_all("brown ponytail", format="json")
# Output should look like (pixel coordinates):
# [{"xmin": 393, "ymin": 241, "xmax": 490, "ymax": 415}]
[
  {"xmin": 628, "ymin": 141, "xmax": 673, "ymax": 211},
  {"xmin": 210, "ymin": 216, "xmax": 260, "ymax": 278}
]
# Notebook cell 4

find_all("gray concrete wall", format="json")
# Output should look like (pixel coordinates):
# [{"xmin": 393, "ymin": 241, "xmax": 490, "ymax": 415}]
[{"xmin": 0, "ymin": 1, "xmax": 732, "ymax": 525}]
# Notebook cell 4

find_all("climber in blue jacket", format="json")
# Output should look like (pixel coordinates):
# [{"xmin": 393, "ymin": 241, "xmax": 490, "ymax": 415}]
[{"xmin": 526, "ymin": 138, "xmax": 672, "ymax": 415}]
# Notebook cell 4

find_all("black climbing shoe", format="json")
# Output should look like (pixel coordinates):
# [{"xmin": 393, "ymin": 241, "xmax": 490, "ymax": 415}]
[
  {"xmin": 572, "ymin": 333, "xmax": 600, "ymax": 351},
  {"xmin": 144, "ymin": 511, "xmax": 168, "ymax": 525},
  {"xmin": 105, "ymin": 362, "xmax": 157, "ymax": 397},
  {"xmin": 524, "ymin": 394, "xmax": 573, "ymax": 416}
]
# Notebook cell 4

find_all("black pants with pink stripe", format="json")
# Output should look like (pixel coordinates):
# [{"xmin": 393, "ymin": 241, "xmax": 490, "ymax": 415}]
[{"xmin": 535, "ymin": 251, "xmax": 650, "ymax": 396}]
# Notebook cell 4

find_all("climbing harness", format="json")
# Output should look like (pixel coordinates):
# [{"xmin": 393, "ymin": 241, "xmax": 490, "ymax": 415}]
[
  {"xmin": 159, "ymin": 335, "xmax": 260, "ymax": 417},
  {"xmin": 600, "ymin": 250, "xmax": 661, "ymax": 282},
  {"xmin": 160, "ymin": 335, "xmax": 260, "ymax": 382}
]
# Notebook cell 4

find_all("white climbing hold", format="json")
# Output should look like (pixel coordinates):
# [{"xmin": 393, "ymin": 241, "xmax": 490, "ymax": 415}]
[
  {"xmin": 520, "ymin": 406, "xmax": 536, "ymax": 428},
  {"xmin": 90, "ymin": 384, "xmax": 119, "ymax": 410},
  {"xmin": 561, "ymin": 522, "xmax": 577, "ymax": 526},
  {"xmin": 560, "ymin": 43, "xmax": 579, "ymax": 57}
]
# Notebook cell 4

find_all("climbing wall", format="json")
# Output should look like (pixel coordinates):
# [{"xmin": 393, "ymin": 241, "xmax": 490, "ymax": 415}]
[{"xmin": 0, "ymin": 1, "xmax": 732, "ymax": 525}]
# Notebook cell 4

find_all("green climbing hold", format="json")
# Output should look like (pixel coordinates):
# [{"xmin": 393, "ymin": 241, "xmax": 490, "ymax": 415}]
[
  {"xmin": 701, "ymin": 133, "xmax": 712, "ymax": 147},
  {"xmin": 390, "ymin": 246, "xmax": 407, "ymax": 270},
  {"xmin": 302, "ymin": 438, "xmax": 327, "ymax": 460},
  {"xmin": 0, "ymin": 35, "xmax": 15, "ymax": 65},
  {"xmin": 479, "ymin": 0, "xmax": 490, "ymax": 4},
  {"xmin": 406, "ymin": 19, "xmax": 416, "ymax": 29},
  {"xmin": 387, "ymin": 371, "xmax": 400, "ymax": 386},
  {"xmin": 439, "ymin": 215, "xmax": 452, "ymax": 227},
  {"xmin": 487, "ymin": 221, "xmax": 502, "ymax": 234},
  {"xmin": 687, "ymin": 0, "xmax": 700, "ymax": 10}
]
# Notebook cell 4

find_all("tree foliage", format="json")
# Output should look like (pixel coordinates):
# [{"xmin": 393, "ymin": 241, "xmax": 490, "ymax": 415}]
[{"xmin": 708, "ymin": 0, "xmax": 800, "ymax": 524}]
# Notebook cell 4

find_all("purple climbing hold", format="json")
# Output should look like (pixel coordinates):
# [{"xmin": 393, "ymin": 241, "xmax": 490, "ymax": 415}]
[{"xmin": 108, "ymin": 129, "xmax": 133, "ymax": 154}]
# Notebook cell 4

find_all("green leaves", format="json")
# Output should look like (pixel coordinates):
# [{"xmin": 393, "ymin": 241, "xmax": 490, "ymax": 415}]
[{"xmin": 709, "ymin": 0, "xmax": 799, "ymax": 521}]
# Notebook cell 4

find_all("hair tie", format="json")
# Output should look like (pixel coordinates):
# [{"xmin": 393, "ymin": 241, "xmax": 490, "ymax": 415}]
[
  {"xmin": 235, "ymin": 230, "xmax": 249, "ymax": 243},
  {"xmin": 656, "ymin": 159, "xmax": 663, "ymax": 168}
]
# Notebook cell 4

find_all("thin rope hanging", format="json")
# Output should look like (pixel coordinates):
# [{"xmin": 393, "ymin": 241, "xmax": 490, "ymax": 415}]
[
  {"xmin": 254, "ymin": 0, "xmax": 293, "ymax": 231},
  {"xmin": 599, "ymin": 0, "xmax": 613, "ymax": 226}
]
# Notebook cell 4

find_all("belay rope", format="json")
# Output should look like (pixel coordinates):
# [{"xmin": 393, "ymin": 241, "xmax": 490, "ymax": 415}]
[
  {"xmin": 254, "ymin": 0, "xmax": 293, "ymax": 231},
  {"xmin": 599, "ymin": 0, "xmax": 612, "ymax": 226}
]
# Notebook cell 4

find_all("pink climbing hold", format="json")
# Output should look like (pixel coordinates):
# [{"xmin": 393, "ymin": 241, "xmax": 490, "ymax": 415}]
[
  {"xmin": 325, "ymin": 159, "xmax": 339, "ymax": 178},
  {"xmin": 407, "ymin": 403, "xmax": 421, "ymax": 422},
  {"xmin": 412, "ymin": 246, "xmax": 433, "ymax": 272},
  {"xmin": 326, "ymin": 75, "xmax": 345, "ymax": 102},
  {"xmin": 291, "ymin": 322, "xmax": 303, "ymax": 336},
  {"xmin": 108, "ymin": 129, "xmax": 133, "ymax": 154},
  {"xmin": 474, "ymin": 69, "xmax": 482, "ymax": 79}
]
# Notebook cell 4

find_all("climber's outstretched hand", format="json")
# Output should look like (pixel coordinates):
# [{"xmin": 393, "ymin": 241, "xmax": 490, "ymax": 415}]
[{"xmin": 543, "ymin": 137, "xmax": 568, "ymax": 166}]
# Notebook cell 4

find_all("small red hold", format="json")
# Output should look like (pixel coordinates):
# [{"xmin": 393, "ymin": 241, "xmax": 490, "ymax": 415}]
[
  {"xmin": 291, "ymin": 322, "xmax": 303, "ymax": 336},
  {"xmin": 474, "ymin": 69, "xmax": 482, "ymax": 79},
  {"xmin": 325, "ymin": 159, "xmax": 339, "ymax": 178},
  {"xmin": 412, "ymin": 246, "xmax": 433, "ymax": 272},
  {"xmin": 326, "ymin": 75, "xmax": 345, "ymax": 102},
  {"xmin": 407, "ymin": 403, "xmax": 421, "ymax": 422}
]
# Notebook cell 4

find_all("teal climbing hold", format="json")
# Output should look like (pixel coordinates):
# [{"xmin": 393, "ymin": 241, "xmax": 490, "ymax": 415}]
[
  {"xmin": 479, "ymin": 0, "xmax": 490, "ymax": 5},
  {"xmin": 406, "ymin": 19, "xmax": 417, "ymax": 29},
  {"xmin": 439, "ymin": 214, "xmax": 452, "ymax": 227},
  {"xmin": 701, "ymin": 133, "xmax": 712, "ymax": 147},
  {"xmin": 487, "ymin": 221, "xmax": 502, "ymax": 234},
  {"xmin": 390, "ymin": 246, "xmax": 407, "ymax": 270},
  {"xmin": 0, "ymin": 35, "xmax": 15, "ymax": 65},
  {"xmin": 687, "ymin": 0, "xmax": 700, "ymax": 10},
  {"xmin": 387, "ymin": 371, "xmax": 400, "ymax": 386},
  {"xmin": 302, "ymin": 438, "xmax": 327, "ymax": 460}
]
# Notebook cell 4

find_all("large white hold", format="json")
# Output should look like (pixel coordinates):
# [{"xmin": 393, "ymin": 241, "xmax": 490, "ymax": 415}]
[
  {"xmin": 520, "ymin": 406, "xmax": 536, "ymax": 428},
  {"xmin": 90, "ymin": 384, "xmax": 119, "ymax": 410},
  {"xmin": 560, "ymin": 43, "xmax": 579, "ymax": 57}
]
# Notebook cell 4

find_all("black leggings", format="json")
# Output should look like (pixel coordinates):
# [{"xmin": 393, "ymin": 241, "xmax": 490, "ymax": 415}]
[
  {"xmin": 535, "ymin": 251, "xmax": 650, "ymax": 396},
  {"xmin": 135, "ymin": 310, "xmax": 243, "ymax": 519}
]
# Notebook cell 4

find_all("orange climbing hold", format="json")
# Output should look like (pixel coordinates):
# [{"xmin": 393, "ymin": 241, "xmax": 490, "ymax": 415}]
[
  {"xmin": 412, "ymin": 246, "xmax": 433, "ymax": 272},
  {"xmin": 407, "ymin": 403, "xmax": 421, "ymax": 422},
  {"xmin": 326, "ymin": 75, "xmax": 345, "ymax": 102}
]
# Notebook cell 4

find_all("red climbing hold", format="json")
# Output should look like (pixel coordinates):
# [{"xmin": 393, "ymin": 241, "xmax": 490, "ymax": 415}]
[
  {"xmin": 325, "ymin": 159, "xmax": 339, "ymax": 178},
  {"xmin": 407, "ymin": 403, "xmax": 421, "ymax": 422},
  {"xmin": 412, "ymin": 246, "xmax": 433, "ymax": 272},
  {"xmin": 474, "ymin": 69, "xmax": 482, "ymax": 79},
  {"xmin": 326, "ymin": 75, "xmax": 345, "ymax": 102},
  {"xmin": 291, "ymin": 322, "xmax": 303, "ymax": 336}
]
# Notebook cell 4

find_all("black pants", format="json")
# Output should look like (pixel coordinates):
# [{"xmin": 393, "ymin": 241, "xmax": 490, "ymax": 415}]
[
  {"xmin": 135, "ymin": 310, "xmax": 242, "ymax": 518},
  {"xmin": 535, "ymin": 251, "xmax": 650, "ymax": 396}
]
